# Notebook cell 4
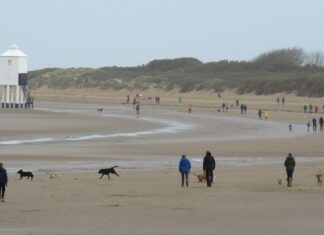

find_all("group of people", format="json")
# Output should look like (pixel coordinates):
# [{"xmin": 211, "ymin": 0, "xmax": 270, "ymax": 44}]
[
  {"xmin": 307, "ymin": 117, "xmax": 324, "ymax": 132},
  {"xmin": 303, "ymin": 104, "xmax": 324, "ymax": 113},
  {"xmin": 179, "ymin": 152, "xmax": 297, "ymax": 188},
  {"xmin": 258, "ymin": 109, "xmax": 269, "ymax": 120},
  {"xmin": 240, "ymin": 104, "xmax": 248, "ymax": 114},
  {"xmin": 179, "ymin": 151, "xmax": 216, "ymax": 187}
]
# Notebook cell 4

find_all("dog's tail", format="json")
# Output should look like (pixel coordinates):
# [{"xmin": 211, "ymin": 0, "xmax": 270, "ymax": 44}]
[{"xmin": 112, "ymin": 165, "xmax": 119, "ymax": 168}]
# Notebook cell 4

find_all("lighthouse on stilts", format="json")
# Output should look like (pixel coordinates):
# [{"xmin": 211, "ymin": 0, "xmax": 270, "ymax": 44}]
[{"xmin": 0, "ymin": 44, "xmax": 33, "ymax": 108}]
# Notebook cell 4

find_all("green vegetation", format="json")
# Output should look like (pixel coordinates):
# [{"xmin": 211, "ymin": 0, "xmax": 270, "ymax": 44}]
[{"xmin": 28, "ymin": 49, "xmax": 324, "ymax": 97}]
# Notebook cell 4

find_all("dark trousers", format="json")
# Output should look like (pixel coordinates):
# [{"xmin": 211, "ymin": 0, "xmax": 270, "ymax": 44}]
[
  {"xmin": 286, "ymin": 169, "xmax": 294, "ymax": 181},
  {"xmin": 181, "ymin": 172, "xmax": 189, "ymax": 187},
  {"xmin": 206, "ymin": 170, "xmax": 213, "ymax": 187},
  {"xmin": 0, "ymin": 183, "xmax": 5, "ymax": 199},
  {"xmin": 320, "ymin": 124, "xmax": 323, "ymax": 132}
]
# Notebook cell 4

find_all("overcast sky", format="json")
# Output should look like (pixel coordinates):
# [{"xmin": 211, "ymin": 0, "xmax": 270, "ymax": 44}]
[{"xmin": 1, "ymin": 0, "xmax": 323, "ymax": 70}]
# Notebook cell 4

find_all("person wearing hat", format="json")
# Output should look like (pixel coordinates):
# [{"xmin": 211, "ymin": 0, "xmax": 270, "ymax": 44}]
[
  {"xmin": 178, "ymin": 155, "xmax": 191, "ymax": 187},
  {"xmin": 0, "ymin": 162, "xmax": 8, "ymax": 202},
  {"xmin": 284, "ymin": 153, "xmax": 296, "ymax": 187}
]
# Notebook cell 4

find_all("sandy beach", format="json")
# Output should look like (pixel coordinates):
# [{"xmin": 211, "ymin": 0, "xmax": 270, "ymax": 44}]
[{"xmin": 1, "ymin": 93, "xmax": 324, "ymax": 235}]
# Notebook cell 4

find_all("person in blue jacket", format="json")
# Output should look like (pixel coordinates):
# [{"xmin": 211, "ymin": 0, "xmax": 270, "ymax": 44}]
[{"xmin": 179, "ymin": 155, "xmax": 191, "ymax": 187}]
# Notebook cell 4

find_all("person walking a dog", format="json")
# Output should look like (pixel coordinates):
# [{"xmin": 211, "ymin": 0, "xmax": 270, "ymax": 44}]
[
  {"xmin": 284, "ymin": 153, "xmax": 296, "ymax": 187},
  {"xmin": 0, "ymin": 163, "xmax": 8, "ymax": 202},
  {"xmin": 178, "ymin": 155, "xmax": 191, "ymax": 187},
  {"xmin": 203, "ymin": 151, "xmax": 216, "ymax": 187}
]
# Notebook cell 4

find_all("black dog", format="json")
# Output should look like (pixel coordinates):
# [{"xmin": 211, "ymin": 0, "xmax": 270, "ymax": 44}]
[
  {"xmin": 17, "ymin": 170, "xmax": 34, "ymax": 180},
  {"xmin": 98, "ymin": 166, "xmax": 119, "ymax": 179},
  {"xmin": 97, "ymin": 108, "xmax": 103, "ymax": 112}
]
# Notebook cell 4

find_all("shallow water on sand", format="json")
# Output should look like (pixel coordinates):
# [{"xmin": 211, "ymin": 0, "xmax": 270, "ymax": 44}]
[{"xmin": 5, "ymin": 156, "xmax": 324, "ymax": 173}]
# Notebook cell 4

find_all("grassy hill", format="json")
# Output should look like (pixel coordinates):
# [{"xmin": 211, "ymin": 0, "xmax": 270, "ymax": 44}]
[{"xmin": 28, "ymin": 50, "xmax": 324, "ymax": 97}]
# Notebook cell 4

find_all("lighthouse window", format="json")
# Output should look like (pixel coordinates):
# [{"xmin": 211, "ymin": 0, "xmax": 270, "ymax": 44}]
[{"xmin": 8, "ymin": 60, "xmax": 12, "ymax": 66}]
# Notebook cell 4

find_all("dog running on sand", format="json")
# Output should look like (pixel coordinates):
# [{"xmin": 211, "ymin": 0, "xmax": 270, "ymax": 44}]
[
  {"xmin": 98, "ymin": 166, "xmax": 120, "ymax": 179},
  {"xmin": 17, "ymin": 170, "xmax": 34, "ymax": 180}
]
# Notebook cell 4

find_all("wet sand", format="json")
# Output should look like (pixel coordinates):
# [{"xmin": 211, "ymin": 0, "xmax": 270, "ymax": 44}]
[{"xmin": 1, "ymin": 97, "xmax": 324, "ymax": 234}]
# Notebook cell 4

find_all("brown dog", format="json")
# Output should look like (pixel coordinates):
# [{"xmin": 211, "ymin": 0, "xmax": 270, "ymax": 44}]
[
  {"xmin": 193, "ymin": 172, "xmax": 206, "ymax": 183},
  {"xmin": 316, "ymin": 170, "xmax": 323, "ymax": 185}
]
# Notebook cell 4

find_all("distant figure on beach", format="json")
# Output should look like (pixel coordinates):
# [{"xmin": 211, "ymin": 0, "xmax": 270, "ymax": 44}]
[
  {"xmin": 222, "ymin": 102, "xmax": 226, "ymax": 112},
  {"xmin": 126, "ymin": 95, "xmax": 130, "ymax": 104},
  {"xmin": 315, "ymin": 104, "xmax": 319, "ymax": 113},
  {"xmin": 240, "ymin": 104, "xmax": 247, "ymax": 114},
  {"xmin": 282, "ymin": 97, "xmax": 285, "ymax": 105},
  {"xmin": 303, "ymin": 105, "xmax": 307, "ymax": 113},
  {"xmin": 203, "ymin": 151, "xmax": 216, "ymax": 187},
  {"xmin": 264, "ymin": 111, "xmax": 269, "ymax": 121},
  {"xmin": 277, "ymin": 97, "xmax": 280, "ymax": 105},
  {"xmin": 319, "ymin": 117, "xmax": 324, "ymax": 132},
  {"xmin": 188, "ymin": 104, "xmax": 192, "ymax": 114},
  {"xmin": 178, "ymin": 97, "xmax": 182, "ymax": 104},
  {"xmin": 309, "ymin": 104, "xmax": 313, "ymax": 113},
  {"xmin": 258, "ymin": 109, "xmax": 263, "ymax": 120},
  {"xmin": 136, "ymin": 103, "xmax": 140, "ymax": 115},
  {"xmin": 0, "ymin": 163, "xmax": 8, "ymax": 202},
  {"xmin": 236, "ymin": 99, "xmax": 239, "ymax": 107},
  {"xmin": 307, "ymin": 121, "xmax": 311, "ymax": 132},
  {"xmin": 178, "ymin": 155, "xmax": 191, "ymax": 187},
  {"xmin": 284, "ymin": 153, "xmax": 296, "ymax": 187},
  {"xmin": 312, "ymin": 117, "xmax": 317, "ymax": 132},
  {"xmin": 288, "ymin": 124, "xmax": 292, "ymax": 132}
]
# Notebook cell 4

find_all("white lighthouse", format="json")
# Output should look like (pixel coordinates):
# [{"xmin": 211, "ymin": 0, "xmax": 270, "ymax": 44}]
[{"xmin": 0, "ymin": 44, "xmax": 33, "ymax": 108}]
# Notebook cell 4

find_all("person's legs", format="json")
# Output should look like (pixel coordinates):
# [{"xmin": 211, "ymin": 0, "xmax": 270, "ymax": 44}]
[
  {"xmin": 286, "ymin": 169, "xmax": 294, "ymax": 187},
  {"xmin": 206, "ymin": 170, "xmax": 212, "ymax": 187},
  {"xmin": 185, "ymin": 172, "xmax": 189, "ymax": 186},
  {"xmin": 181, "ymin": 172, "xmax": 185, "ymax": 187},
  {"xmin": 0, "ymin": 184, "xmax": 5, "ymax": 199}
]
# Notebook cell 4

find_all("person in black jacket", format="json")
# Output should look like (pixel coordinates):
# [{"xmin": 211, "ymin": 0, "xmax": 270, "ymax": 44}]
[
  {"xmin": 284, "ymin": 153, "xmax": 296, "ymax": 187},
  {"xmin": 203, "ymin": 151, "xmax": 216, "ymax": 187},
  {"xmin": 0, "ymin": 162, "xmax": 8, "ymax": 202}
]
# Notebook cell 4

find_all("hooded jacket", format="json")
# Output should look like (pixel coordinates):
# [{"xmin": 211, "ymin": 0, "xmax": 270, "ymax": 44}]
[
  {"xmin": 285, "ymin": 156, "xmax": 296, "ymax": 171},
  {"xmin": 179, "ymin": 156, "xmax": 191, "ymax": 173},
  {"xmin": 0, "ymin": 168, "xmax": 8, "ymax": 184},
  {"xmin": 203, "ymin": 153, "xmax": 216, "ymax": 171}
]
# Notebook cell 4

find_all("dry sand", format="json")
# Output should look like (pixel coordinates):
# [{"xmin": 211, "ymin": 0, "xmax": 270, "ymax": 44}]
[{"xmin": 1, "ymin": 92, "xmax": 324, "ymax": 235}]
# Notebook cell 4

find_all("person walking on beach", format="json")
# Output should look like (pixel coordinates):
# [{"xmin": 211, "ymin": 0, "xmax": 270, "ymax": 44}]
[
  {"xmin": 277, "ymin": 97, "xmax": 280, "ymax": 105},
  {"xmin": 136, "ymin": 103, "xmax": 140, "ymax": 115},
  {"xmin": 178, "ymin": 155, "xmax": 191, "ymax": 187},
  {"xmin": 203, "ymin": 151, "xmax": 216, "ymax": 187},
  {"xmin": 284, "ymin": 153, "xmax": 296, "ymax": 187},
  {"xmin": 264, "ymin": 111, "xmax": 269, "ymax": 121},
  {"xmin": 258, "ymin": 109, "xmax": 263, "ymax": 120},
  {"xmin": 303, "ymin": 104, "xmax": 307, "ymax": 113},
  {"xmin": 307, "ymin": 121, "xmax": 311, "ymax": 132},
  {"xmin": 188, "ymin": 104, "xmax": 192, "ymax": 114},
  {"xmin": 319, "ymin": 117, "xmax": 324, "ymax": 132},
  {"xmin": 312, "ymin": 117, "xmax": 317, "ymax": 132},
  {"xmin": 282, "ymin": 97, "xmax": 285, "ymax": 105},
  {"xmin": 0, "ymin": 163, "xmax": 8, "ymax": 202}
]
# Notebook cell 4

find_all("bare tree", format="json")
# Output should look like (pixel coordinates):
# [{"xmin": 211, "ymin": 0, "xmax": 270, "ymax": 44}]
[{"xmin": 305, "ymin": 51, "xmax": 324, "ymax": 67}]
